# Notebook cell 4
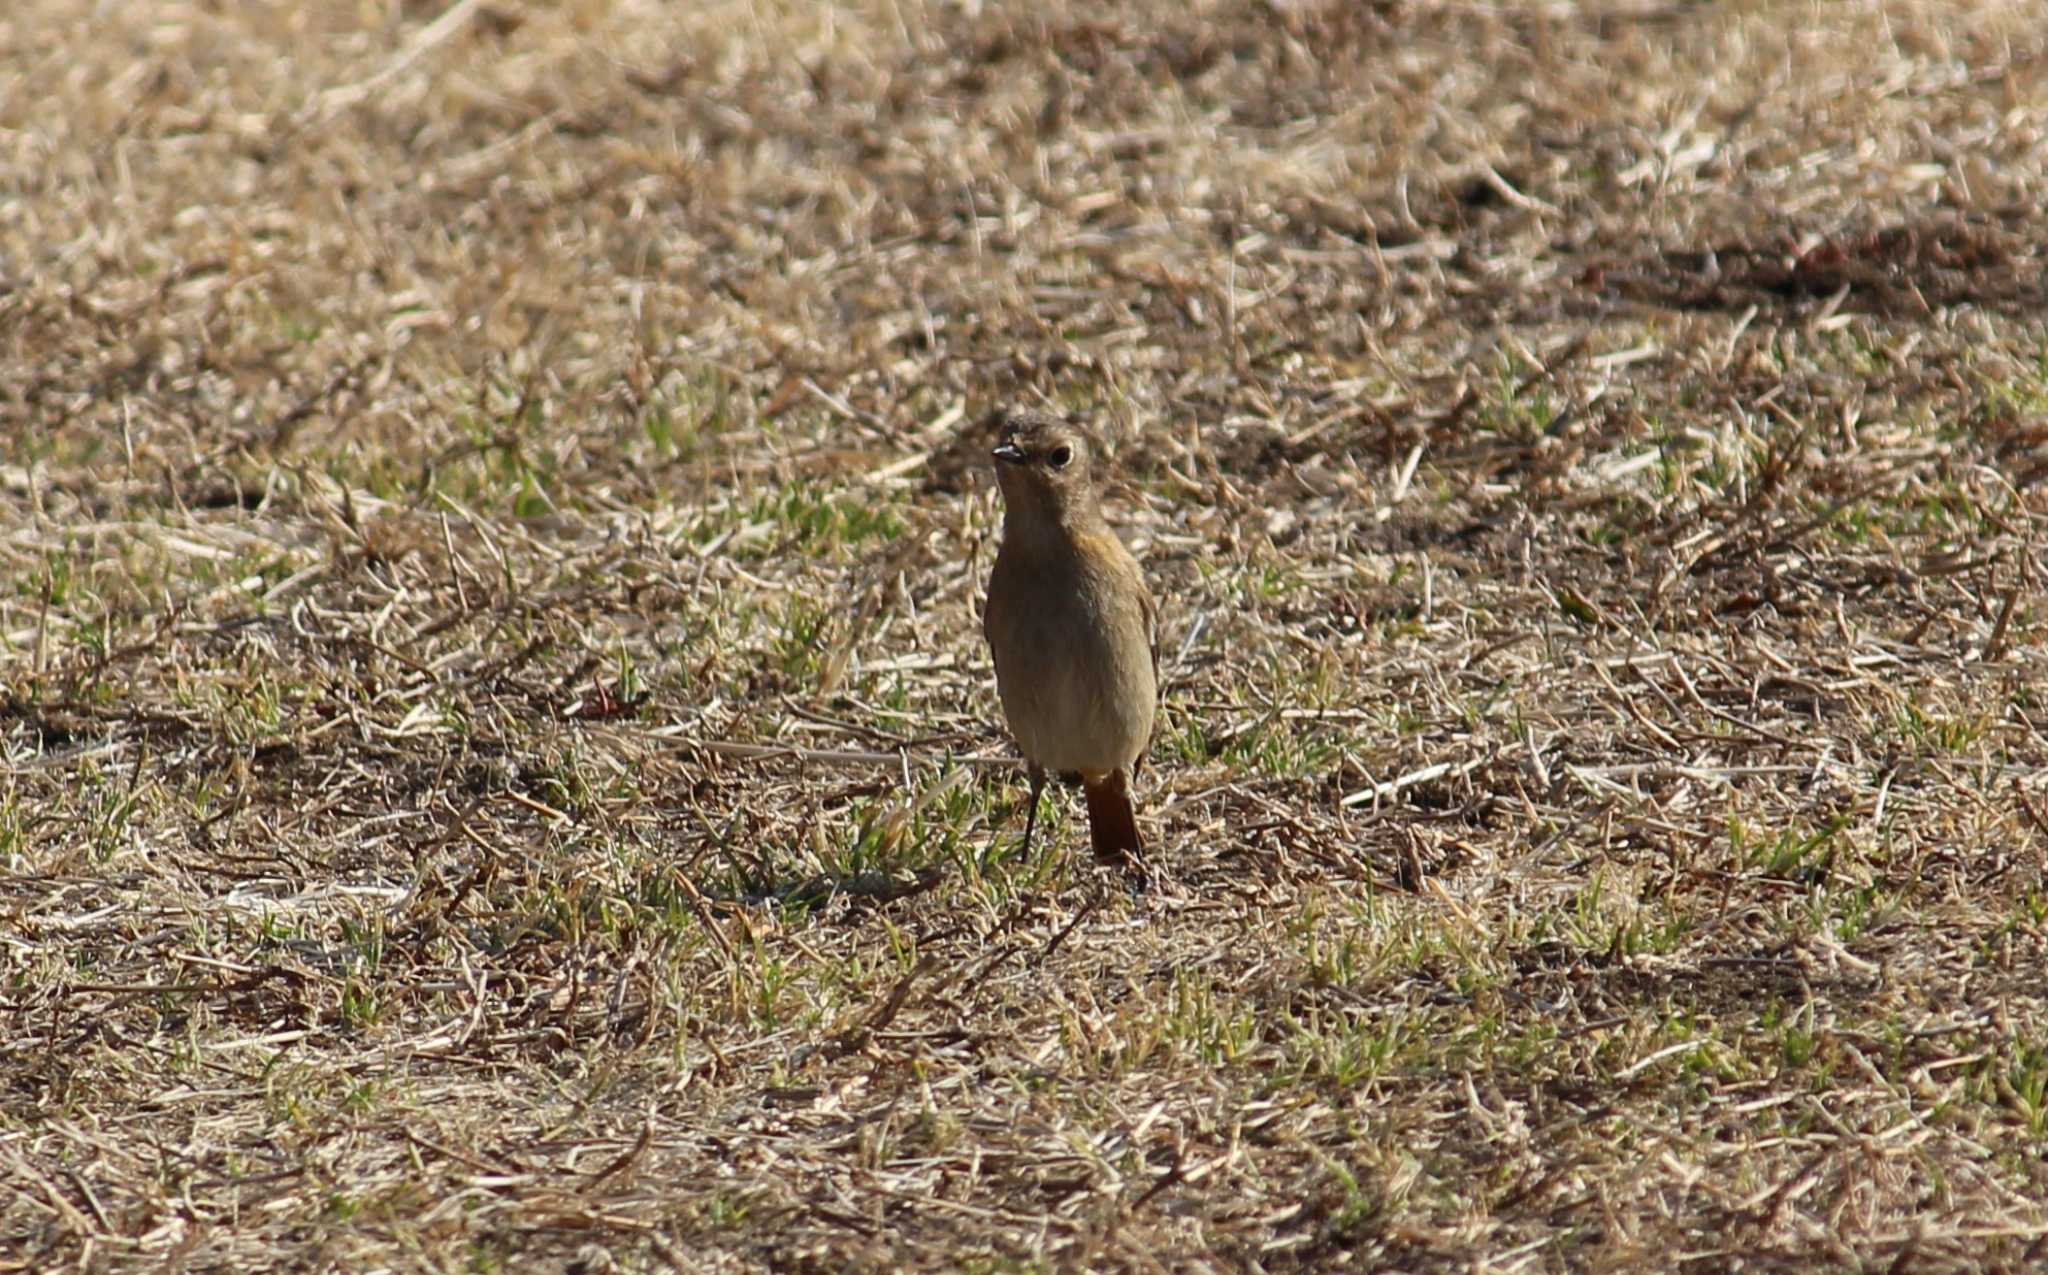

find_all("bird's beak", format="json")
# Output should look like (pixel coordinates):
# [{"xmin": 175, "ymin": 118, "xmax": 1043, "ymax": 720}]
[{"xmin": 991, "ymin": 441, "xmax": 1027, "ymax": 464}]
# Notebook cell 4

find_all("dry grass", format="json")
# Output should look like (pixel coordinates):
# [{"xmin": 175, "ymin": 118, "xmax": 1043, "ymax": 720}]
[{"xmin": 8, "ymin": 0, "xmax": 2048, "ymax": 1270}]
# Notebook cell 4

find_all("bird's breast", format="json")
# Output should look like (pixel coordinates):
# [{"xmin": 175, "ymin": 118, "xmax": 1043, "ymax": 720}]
[{"xmin": 984, "ymin": 536, "xmax": 1156, "ymax": 775}]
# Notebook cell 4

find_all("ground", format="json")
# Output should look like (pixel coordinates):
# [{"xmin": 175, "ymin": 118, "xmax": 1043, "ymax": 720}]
[{"xmin": 6, "ymin": 1, "xmax": 2048, "ymax": 1271}]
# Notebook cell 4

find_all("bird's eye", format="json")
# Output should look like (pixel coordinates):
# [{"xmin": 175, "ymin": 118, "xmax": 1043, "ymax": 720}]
[{"xmin": 1047, "ymin": 445, "xmax": 1073, "ymax": 469}]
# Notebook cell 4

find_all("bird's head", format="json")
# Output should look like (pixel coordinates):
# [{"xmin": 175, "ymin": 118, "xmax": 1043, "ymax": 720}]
[{"xmin": 990, "ymin": 411, "xmax": 1105, "ymax": 526}]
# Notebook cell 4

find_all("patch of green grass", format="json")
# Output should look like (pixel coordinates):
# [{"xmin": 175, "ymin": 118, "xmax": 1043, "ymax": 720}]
[
  {"xmin": 750, "ymin": 484, "xmax": 905, "ymax": 554},
  {"xmin": 1889, "ymin": 701, "xmax": 1987, "ymax": 755},
  {"xmin": 1963, "ymin": 1041, "xmax": 2048, "ymax": 1137},
  {"xmin": 1758, "ymin": 997, "xmax": 1823, "ymax": 1074},
  {"xmin": 1474, "ymin": 355, "xmax": 1564, "ymax": 441},
  {"xmin": 776, "ymin": 597, "xmax": 833, "ymax": 678},
  {"xmin": 1160, "ymin": 971, "xmax": 1261, "ymax": 1066},
  {"xmin": 1285, "ymin": 1012, "xmax": 1419, "ymax": 1089},
  {"xmin": 1730, "ymin": 814, "xmax": 1845, "ymax": 882},
  {"xmin": 1219, "ymin": 714, "xmax": 1339, "ymax": 779}
]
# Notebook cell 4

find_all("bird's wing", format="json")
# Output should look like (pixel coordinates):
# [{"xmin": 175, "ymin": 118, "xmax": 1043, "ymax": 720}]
[{"xmin": 1135, "ymin": 580, "xmax": 1160, "ymax": 783}]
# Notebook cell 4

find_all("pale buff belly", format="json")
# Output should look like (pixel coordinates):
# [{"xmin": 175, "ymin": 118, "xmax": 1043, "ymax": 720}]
[{"xmin": 991, "ymin": 614, "xmax": 1154, "ymax": 777}]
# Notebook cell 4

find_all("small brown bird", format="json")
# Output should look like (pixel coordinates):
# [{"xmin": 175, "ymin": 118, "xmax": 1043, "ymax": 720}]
[{"xmin": 982, "ymin": 411, "xmax": 1158, "ymax": 861}]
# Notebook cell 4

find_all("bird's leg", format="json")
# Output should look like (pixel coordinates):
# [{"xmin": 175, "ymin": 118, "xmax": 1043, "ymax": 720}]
[{"xmin": 1020, "ymin": 763, "xmax": 1047, "ymax": 856}]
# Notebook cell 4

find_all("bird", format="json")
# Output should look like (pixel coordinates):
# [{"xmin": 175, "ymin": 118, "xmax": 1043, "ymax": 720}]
[{"xmin": 981, "ymin": 410, "xmax": 1158, "ymax": 862}]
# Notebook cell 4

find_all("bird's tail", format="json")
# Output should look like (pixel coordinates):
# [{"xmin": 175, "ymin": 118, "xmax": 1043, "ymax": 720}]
[{"xmin": 1083, "ymin": 768, "xmax": 1143, "ymax": 862}]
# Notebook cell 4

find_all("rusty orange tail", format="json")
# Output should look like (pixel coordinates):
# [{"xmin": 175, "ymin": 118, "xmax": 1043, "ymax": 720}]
[{"xmin": 1082, "ymin": 769, "xmax": 1143, "ymax": 862}]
